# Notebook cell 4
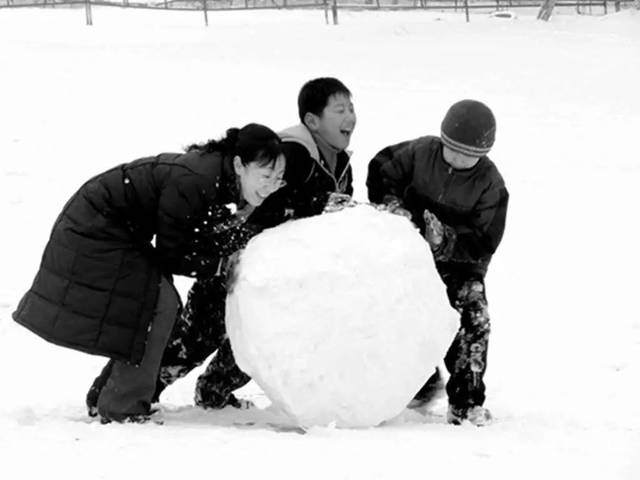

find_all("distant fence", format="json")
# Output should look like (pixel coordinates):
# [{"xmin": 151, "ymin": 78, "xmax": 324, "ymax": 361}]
[{"xmin": 0, "ymin": 0, "xmax": 637, "ymax": 25}]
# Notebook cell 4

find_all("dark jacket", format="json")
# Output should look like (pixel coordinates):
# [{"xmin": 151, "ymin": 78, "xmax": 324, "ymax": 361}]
[
  {"xmin": 12, "ymin": 150, "xmax": 270, "ymax": 364},
  {"xmin": 367, "ymin": 135, "xmax": 508, "ymax": 277},
  {"xmin": 279, "ymin": 124, "xmax": 353, "ymax": 218}
]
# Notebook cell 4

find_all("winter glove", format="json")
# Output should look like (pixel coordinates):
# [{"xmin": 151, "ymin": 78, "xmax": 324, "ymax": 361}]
[
  {"xmin": 423, "ymin": 209, "xmax": 444, "ymax": 249},
  {"xmin": 375, "ymin": 194, "xmax": 412, "ymax": 219},
  {"xmin": 323, "ymin": 192, "xmax": 358, "ymax": 213},
  {"xmin": 222, "ymin": 250, "xmax": 242, "ymax": 293}
]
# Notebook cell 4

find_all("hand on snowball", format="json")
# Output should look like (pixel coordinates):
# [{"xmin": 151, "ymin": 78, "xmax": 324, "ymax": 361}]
[
  {"xmin": 423, "ymin": 209, "xmax": 444, "ymax": 249},
  {"xmin": 223, "ymin": 250, "xmax": 242, "ymax": 293},
  {"xmin": 376, "ymin": 195, "xmax": 412, "ymax": 220},
  {"xmin": 323, "ymin": 192, "xmax": 357, "ymax": 213}
]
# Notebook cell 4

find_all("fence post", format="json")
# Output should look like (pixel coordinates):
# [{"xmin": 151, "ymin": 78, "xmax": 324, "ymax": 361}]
[
  {"xmin": 324, "ymin": 0, "xmax": 329, "ymax": 24},
  {"xmin": 463, "ymin": 0, "xmax": 469, "ymax": 22},
  {"xmin": 203, "ymin": 0, "xmax": 209, "ymax": 26},
  {"xmin": 537, "ymin": 0, "xmax": 557, "ymax": 20},
  {"xmin": 85, "ymin": 0, "xmax": 93, "ymax": 26},
  {"xmin": 332, "ymin": 0, "xmax": 338, "ymax": 25},
  {"xmin": 603, "ymin": 0, "xmax": 607, "ymax": 13}
]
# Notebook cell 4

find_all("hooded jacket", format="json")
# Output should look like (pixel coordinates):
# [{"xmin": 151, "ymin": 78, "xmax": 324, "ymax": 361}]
[{"xmin": 279, "ymin": 124, "xmax": 353, "ymax": 218}]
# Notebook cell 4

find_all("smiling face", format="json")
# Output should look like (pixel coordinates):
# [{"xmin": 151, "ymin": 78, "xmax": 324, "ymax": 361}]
[
  {"xmin": 304, "ymin": 93, "xmax": 356, "ymax": 151},
  {"xmin": 234, "ymin": 154, "xmax": 286, "ymax": 207}
]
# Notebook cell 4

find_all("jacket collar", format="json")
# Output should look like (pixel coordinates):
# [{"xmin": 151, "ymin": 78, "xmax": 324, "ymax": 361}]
[
  {"xmin": 279, "ymin": 124, "xmax": 320, "ymax": 161},
  {"xmin": 279, "ymin": 123, "xmax": 352, "ymax": 187}
]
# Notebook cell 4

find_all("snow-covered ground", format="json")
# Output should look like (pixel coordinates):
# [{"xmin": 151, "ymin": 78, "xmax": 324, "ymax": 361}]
[{"xmin": 0, "ymin": 6, "xmax": 638, "ymax": 479}]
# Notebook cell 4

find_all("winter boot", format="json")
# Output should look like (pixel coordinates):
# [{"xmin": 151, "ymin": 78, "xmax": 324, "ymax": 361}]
[
  {"xmin": 86, "ymin": 360, "xmax": 114, "ymax": 417},
  {"xmin": 99, "ymin": 406, "xmax": 162, "ymax": 425},
  {"xmin": 446, "ymin": 405, "xmax": 492, "ymax": 427},
  {"xmin": 195, "ymin": 391, "xmax": 254, "ymax": 410}
]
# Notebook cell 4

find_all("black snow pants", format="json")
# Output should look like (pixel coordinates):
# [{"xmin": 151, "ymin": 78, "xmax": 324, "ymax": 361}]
[
  {"xmin": 152, "ymin": 276, "xmax": 250, "ymax": 407},
  {"xmin": 433, "ymin": 269, "xmax": 491, "ymax": 410}
]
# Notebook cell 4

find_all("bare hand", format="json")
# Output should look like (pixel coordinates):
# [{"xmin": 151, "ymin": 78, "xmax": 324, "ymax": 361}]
[
  {"xmin": 375, "ymin": 201, "xmax": 412, "ymax": 219},
  {"xmin": 323, "ymin": 192, "xmax": 357, "ymax": 213},
  {"xmin": 423, "ymin": 209, "xmax": 444, "ymax": 248}
]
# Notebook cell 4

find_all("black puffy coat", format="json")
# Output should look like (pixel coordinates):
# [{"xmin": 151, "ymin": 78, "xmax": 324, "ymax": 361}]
[
  {"xmin": 13, "ymin": 150, "xmax": 266, "ymax": 364},
  {"xmin": 367, "ymin": 136, "xmax": 508, "ymax": 277}
]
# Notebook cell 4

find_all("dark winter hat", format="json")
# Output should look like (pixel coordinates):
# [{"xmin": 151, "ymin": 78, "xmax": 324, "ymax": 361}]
[{"xmin": 440, "ymin": 100, "xmax": 496, "ymax": 157}]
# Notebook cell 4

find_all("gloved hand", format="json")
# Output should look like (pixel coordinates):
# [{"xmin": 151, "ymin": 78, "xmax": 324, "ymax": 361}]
[
  {"xmin": 323, "ymin": 192, "xmax": 358, "ymax": 213},
  {"xmin": 423, "ymin": 209, "xmax": 444, "ymax": 249},
  {"xmin": 376, "ymin": 194, "xmax": 412, "ymax": 219},
  {"xmin": 223, "ymin": 250, "xmax": 242, "ymax": 293}
]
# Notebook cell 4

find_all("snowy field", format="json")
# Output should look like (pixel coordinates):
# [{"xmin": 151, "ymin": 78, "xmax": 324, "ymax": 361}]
[{"xmin": 1, "ymin": 5, "xmax": 639, "ymax": 479}]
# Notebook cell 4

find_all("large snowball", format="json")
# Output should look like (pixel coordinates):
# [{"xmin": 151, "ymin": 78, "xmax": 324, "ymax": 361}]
[{"xmin": 225, "ymin": 205, "xmax": 457, "ymax": 428}]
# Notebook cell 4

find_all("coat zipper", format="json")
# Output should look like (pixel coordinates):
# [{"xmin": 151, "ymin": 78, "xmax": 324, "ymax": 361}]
[{"xmin": 438, "ymin": 166, "xmax": 453, "ymax": 202}]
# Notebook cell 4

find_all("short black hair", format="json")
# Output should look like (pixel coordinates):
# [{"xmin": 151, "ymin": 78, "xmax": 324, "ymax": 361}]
[{"xmin": 298, "ymin": 77, "xmax": 352, "ymax": 123}]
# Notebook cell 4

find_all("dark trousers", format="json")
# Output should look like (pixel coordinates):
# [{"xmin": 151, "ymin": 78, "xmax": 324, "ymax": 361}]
[
  {"xmin": 438, "ymin": 271, "xmax": 491, "ymax": 409},
  {"xmin": 92, "ymin": 276, "xmax": 180, "ymax": 421},
  {"xmin": 152, "ymin": 277, "xmax": 250, "ymax": 407}
]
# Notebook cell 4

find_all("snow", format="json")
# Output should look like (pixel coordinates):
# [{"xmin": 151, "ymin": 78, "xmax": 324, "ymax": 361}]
[
  {"xmin": 0, "ymin": 5, "xmax": 639, "ymax": 479},
  {"xmin": 227, "ymin": 205, "xmax": 458, "ymax": 427}
]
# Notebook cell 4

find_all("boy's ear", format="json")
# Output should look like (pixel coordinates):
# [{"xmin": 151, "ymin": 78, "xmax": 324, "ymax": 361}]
[
  {"xmin": 233, "ymin": 155, "xmax": 244, "ymax": 175},
  {"xmin": 303, "ymin": 112, "xmax": 320, "ymax": 132}
]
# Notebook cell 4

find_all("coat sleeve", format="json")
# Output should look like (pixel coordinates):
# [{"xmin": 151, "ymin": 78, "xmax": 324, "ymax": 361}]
[
  {"xmin": 155, "ymin": 168, "xmax": 224, "ymax": 277},
  {"xmin": 366, "ymin": 140, "xmax": 416, "ymax": 204},
  {"xmin": 437, "ymin": 182, "xmax": 509, "ymax": 263},
  {"xmin": 156, "ymin": 167, "xmax": 286, "ymax": 279}
]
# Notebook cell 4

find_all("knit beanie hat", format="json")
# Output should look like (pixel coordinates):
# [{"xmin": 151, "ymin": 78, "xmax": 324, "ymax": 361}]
[{"xmin": 440, "ymin": 100, "xmax": 496, "ymax": 157}]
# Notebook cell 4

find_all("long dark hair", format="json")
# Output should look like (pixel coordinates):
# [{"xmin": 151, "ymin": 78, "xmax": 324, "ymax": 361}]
[{"xmin": 187, "ymin": 123, "xmax": 283, "ymax": 168}]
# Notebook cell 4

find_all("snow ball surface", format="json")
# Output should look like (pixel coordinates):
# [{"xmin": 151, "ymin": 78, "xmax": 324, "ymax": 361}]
[{"xmin": 226, "ymin": 205, "xmax": 458, "ymax": 428}]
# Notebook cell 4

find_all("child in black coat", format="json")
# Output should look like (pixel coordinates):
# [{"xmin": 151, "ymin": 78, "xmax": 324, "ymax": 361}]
[{"xmin": 367, "ymin": 100, "xmax": 509, "ymax": 426}]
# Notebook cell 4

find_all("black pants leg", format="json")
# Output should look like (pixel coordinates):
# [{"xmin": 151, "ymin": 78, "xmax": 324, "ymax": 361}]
[
  {"xmin": 152, "ymin": 277, "xmax": 228, "ymax": 402},
  {"xmin": 442, "ymin": 275, "xmax": 491, "ymax": 410},
  {"xmin": 194, "ymin": 338, "xmax": 251, "ymax": 408},
  {"xmin": 97, "ymin": 275, "xmax": 180, "ymax": 420}
]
